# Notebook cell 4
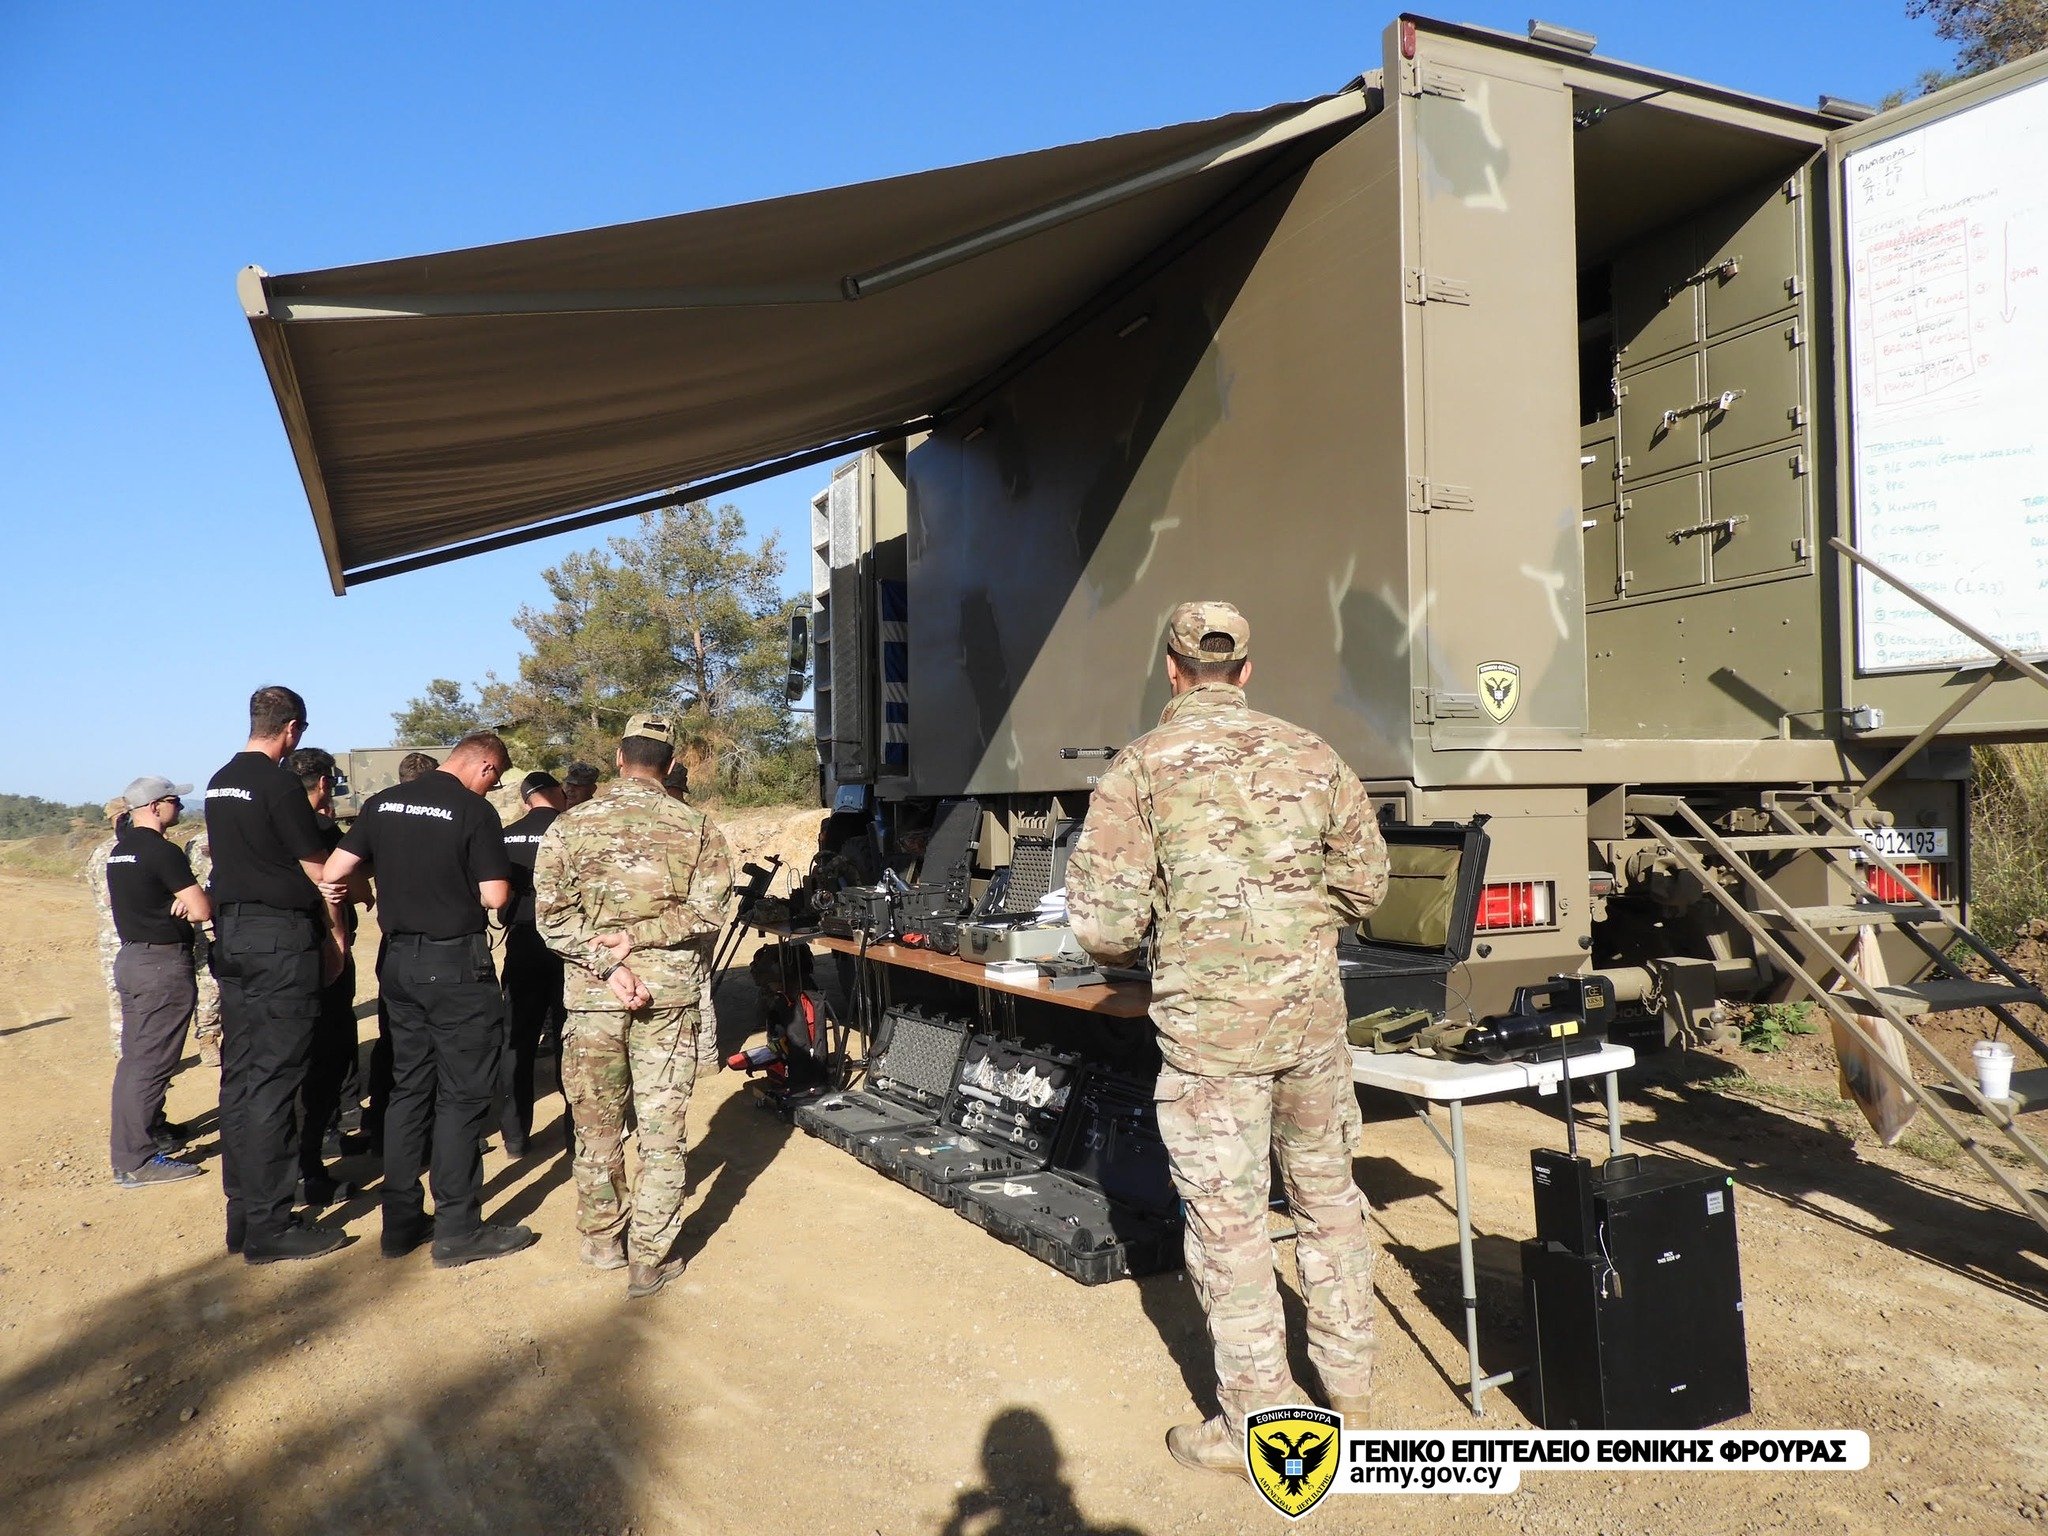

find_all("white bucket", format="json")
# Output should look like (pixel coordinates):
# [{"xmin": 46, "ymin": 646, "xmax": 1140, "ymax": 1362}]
[{"xmin": 1972, "ymin": 1039, "xmax": 2016, "ymax": 1101}]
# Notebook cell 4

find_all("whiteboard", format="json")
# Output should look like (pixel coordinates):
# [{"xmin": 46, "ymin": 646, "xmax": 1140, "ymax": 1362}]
[{"xmin": 1844, "ymin": 74, "xmax": 2048, "ymax": 673}]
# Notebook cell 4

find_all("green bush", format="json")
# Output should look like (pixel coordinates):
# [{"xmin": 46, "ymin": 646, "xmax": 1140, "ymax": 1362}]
[
  {"xmin": 0, "ymin": 793, "xmax": 101, "ymax": 840},
  {"xmin": 1969, "ymin": 743, "xmax": 2048, "ymax": 951}
]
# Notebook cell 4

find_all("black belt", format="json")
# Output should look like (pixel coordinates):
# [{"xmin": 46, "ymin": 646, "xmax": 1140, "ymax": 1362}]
[
  {"xmin": 388, "ymin": 932, "xmax": 484, "ymax": 948},
  {"xmin": 121, "ymin": 940, "xmax": 190, "ymax": 950},
  {"xmin": 218, "ymin": 901, "xmax": 316, "ymax": 918}
]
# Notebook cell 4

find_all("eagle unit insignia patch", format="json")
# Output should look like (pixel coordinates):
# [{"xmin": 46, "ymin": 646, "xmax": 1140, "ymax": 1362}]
[
  {"xmin": 1245, "ymin": 1406, "xmax": 1340, "ymax": 1519},
  {"xmin": 1476, "ymin": 659, "xmax": 1521, "ymax": 724}
]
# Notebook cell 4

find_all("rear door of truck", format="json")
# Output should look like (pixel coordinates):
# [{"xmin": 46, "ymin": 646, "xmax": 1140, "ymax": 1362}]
[{"xmin": 1825, "ymin": 51, "xmax": 2048, "ymax": 737}]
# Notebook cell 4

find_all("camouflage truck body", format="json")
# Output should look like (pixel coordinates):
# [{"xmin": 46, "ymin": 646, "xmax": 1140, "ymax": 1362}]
[{"xmin": 806, "ymin": 19, "xmax": 2048, "ymax": 1029}]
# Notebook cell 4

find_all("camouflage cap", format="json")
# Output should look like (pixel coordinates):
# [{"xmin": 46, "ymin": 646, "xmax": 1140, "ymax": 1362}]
[
  {"xmin": 622, "ymin": 712, "xmax": 675, "ymax": 745},
  {"xmin": 1166, "ymin": 600, "xmax": 1251, "ymax": 662},
  {"xmin": 103, "ymin": 796, "xmax": 130, "ymax": 821}
]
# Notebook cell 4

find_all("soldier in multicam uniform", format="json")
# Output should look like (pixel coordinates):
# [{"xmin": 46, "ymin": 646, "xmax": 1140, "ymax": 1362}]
[
  {"xmin": 1067, "ymin": 600, "xmax": 1389, "ymax": 1480},
  {"xmin": 533, "ymin": 712, "xmax": 735, "ymax": 1299},
  {"xmin": 185, "ymin": 831, "xmax": 223, "ymax": 1066},
  {"xmin": 85, "ymin": 798, "xmax": 131, "ymax": 1057}
]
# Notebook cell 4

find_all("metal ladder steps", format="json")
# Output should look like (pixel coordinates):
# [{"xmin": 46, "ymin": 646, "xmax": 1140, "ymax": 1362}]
[
  {"xmin": 1835, "ymin": 979, "xmax": 2047, "ymax": 1017},
  {"xmin": 1707, "ymin": 833, "xmax": 1867, "ymax": 852},
  {"xmin": 1927, "ymin": 1068, "xmax": 2048, "ymax": 1117},
  {"xmin": 1756, "ymin": 904, "xmax": 1951, "ymax": 930}
]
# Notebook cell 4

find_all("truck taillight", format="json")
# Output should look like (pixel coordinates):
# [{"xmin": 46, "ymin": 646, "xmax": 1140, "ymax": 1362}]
[
  {"xmin": 1864, "ymin": 861, "xmax": 1950, "ymax": 904},
  {"xmin": 1475, "ymin": 880, "xmax": 1557, "ymax": 931}
]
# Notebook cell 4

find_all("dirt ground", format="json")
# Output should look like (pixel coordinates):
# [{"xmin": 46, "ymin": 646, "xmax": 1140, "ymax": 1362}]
[{"xmin": 2, "ymin": 864, "xmax": 2044, "ymax": 1536}]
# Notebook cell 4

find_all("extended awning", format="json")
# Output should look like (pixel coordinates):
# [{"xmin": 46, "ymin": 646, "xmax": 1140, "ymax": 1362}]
[{"xmin": 240, "ymin": 88, "xmax": 1371, "ymax": 592}]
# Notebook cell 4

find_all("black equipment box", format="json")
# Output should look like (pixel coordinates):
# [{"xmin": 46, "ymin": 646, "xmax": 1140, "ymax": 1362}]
[
  {"xmin": 870, "ymin": 1038, "xmax": 1081, "ymax": 1202},
  {"xmin": 793, "ymin": 1007, "xmax": 969, "ymax": 1155},
  {"xmin": 899, "ymin": 797, "xmax": 981, "ymax": 922},
  {"xmin": 1339, "ymin": 818, "xmax": 1491, "ymax": 1020},
  {"xmin": 1522, "ymin": 1154, "xmax": 1750, "ymax": 1430},
  {"xmin": 979, "ymin": 811, "xmax": 1078, "ymax": 918},
  {"xmin": 956, "ymin": 1070, "xmax": 1182, "ymax": 1285}
]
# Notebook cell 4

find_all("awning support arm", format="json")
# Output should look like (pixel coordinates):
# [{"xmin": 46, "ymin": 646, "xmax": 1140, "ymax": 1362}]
[{"xmin": 340, "ymin": 417, "xmax": 936, "ymax": 590}]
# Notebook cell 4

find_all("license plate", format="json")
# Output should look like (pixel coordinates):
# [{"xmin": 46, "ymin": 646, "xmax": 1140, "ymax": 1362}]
[{"xmin": 1858, "ymin": 826, "xmax": 1949, "ymax": 860}]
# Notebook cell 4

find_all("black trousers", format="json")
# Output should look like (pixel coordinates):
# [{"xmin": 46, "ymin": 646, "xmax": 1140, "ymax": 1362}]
[
  {"xmin": 499, "ymin": 923, "xmax": 564, "ymax": 1146},
  {"xmin": 214, "ymin": 903, "xmax": 321, "ymax": 1242},
  {"xmin": 109, "ymin": 943, "xmax": 198, "ymax": 1173},
  {"xmin": 298, "ymin": 956, "xmax": 359, "ymax": 1178},
  {"xmin": 380, "ymin": 932, "xmax": 503, "ymax": 1238}
]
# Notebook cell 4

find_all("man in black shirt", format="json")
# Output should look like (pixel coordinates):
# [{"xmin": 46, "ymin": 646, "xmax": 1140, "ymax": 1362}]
[
  {"xmin": 288, "ymin": 747, "xmax": 364, "ymax": 1205},
  {"xmin": 498, "ymin": 770, "xmax": 568, "ymax": 1156},
  {"xmin": 324, "ymin": 731, "xmax": 537, "ymax": 1268},
  {"xmin": 107, "ymin": 775, "xmax": 210, "ymax": 1187},
  {"xmin": 206, "ymin": 685, "xmax": 349, "ymax": 1264}
]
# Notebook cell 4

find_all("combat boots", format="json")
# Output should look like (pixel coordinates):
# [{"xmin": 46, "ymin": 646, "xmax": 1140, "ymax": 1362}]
[
  {"xmin": 1325, "ymin": 1395, "xmax": 1370, "ymax": 1425},
  {"xmin": 1166, "ymin": 1418, "xmax": 1250, "ymax": 1483},
  {"xmin": 580, "ymin": 1234, "xmax": 627, "ymax": 1271},
  {"xmin": 626, "ymin": 1260, "xmax": 678, "ymax": 1300}
]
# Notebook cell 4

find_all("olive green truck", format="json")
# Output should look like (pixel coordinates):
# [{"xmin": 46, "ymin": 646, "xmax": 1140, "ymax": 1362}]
[{"xmin": 242, "ymin": 17, "xmax": 2048, "ymax": 1214}]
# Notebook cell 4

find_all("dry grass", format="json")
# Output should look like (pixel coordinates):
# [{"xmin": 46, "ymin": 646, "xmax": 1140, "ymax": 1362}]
[{"xmin": 1970, "ymin": 743, "xmax": 2048, "ymax": 949}]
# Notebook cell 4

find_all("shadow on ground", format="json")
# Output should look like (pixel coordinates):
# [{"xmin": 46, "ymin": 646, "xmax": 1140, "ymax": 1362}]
[{"xmin": 0, "ymin": 1253, "xmax": 650, "ymax": 1535}]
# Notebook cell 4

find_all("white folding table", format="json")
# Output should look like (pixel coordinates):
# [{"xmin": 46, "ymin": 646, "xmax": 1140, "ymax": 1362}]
[{"xmin": 1350, "ymin": 1042, "xmax": 1636, "ymax": 1415}]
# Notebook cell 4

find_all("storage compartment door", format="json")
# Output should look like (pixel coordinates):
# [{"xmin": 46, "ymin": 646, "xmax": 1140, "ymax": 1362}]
[
  {"xmin": 1619, "ymin": 476, "xmax": 1707, "ymax": 597},
  {"xmin": 1709, "ymin": 449, "xmax": 1810, "ymax": 583},
  {"xmin": 1406, "ymin": 47, "xmax": 1586, "ymax": 753}
]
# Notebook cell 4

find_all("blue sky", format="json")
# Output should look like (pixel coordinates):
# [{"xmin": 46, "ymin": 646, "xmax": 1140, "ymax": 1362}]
[{"xmin": 0, "ymin": 1, "xmax": 1953, "ymax": 803}]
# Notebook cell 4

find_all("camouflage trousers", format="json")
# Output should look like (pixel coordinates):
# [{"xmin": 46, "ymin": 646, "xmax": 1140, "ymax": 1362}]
[
  {"xmin": 560, "ymin": 1004, "xmax": 718, "ymax": 1266},
  {"xmin": 97, "ymin": 923, "xmax": 123, "ymax": 1057},
  {"xmin": 1155, "ymin": 1041, "xmax": 1376, "ymax": 1431}
]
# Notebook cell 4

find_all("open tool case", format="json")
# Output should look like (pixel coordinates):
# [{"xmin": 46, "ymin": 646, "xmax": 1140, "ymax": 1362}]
[
  {"xmin": 1337, "ymin": 817, "xmax": 1491, "ymax": 1019},
  {"xmin": 793, "ymin": 1006, "xmax": 969, "ymax": 1155},
  {"xmin": 867, "ymin": 1038, "xmax": 1082, "ymax": 1202},
  {"xmin": 955, "ymin": 1068, "xmax": 1182, "ymax": 1285}
]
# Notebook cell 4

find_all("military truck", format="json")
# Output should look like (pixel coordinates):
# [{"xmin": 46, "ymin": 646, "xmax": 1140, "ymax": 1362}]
[
  {"xmin": 329, "ymin": 746, "xmax": 455, "ymax": 820},
  {"xmin": 238, "ymin": 14, "xmax": 2048, "ymax": 1223}
]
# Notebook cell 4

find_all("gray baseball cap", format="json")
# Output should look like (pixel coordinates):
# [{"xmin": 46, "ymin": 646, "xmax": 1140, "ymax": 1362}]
[{"xmin": 123, "ymin": 775, "xmax": 193, "ymax": 807}]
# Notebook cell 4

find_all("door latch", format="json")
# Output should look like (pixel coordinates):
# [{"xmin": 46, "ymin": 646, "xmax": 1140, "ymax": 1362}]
[
  {"xmin": 1667, "ymin": 515, "xmax": 1749, "ymax": 543},
  {"xmin": 1664, "ymin": 256, "xmax": 1740, "ymax": 301},
  {"xmin": 1659, "ymin": 389, "xmax": 1744, "ymax": 431}
]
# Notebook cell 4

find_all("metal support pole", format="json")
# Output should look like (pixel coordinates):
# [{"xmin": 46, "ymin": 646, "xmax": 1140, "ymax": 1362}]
[
  {"xmin": 1448, "ymin": 1101, "xmax": 1485, "ymax": 1415},
  {"xmin": 1604, "ymin": 1069, "xmax": 1624, "ymax": 1158}
]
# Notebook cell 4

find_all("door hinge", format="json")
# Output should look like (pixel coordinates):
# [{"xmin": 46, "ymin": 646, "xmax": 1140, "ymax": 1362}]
[
  {"xmin": 1404, "ymin": 267, "xmax": 1472, "ymax": 305},
  {"xmin": 1784, "ymin": 274, "xmax": 1803, "ymax": 300},
  {"xmin": 1788, "ymin": 404, "xmax": 1807, "ymax": 429},
  {"xmin": 1401, "ymin": 62, "xmax": 1472, "ymax": 100},
  {"xmin": 1784, "ymin": 322, "xmax": 1803, "ymax": 347},
  {"xmin": 1791, "ymin": 450, "xmax": 1808, "ymax": 476},
  {"xmin": 1784, "ymin": 176, "xmax": 1802, "ymax": 202},
  {"xmin": 1617, "ymin": 569, "xmax": 1634, "ymax": 596},
  {"xmin": 1407, "ymin": 477, "xmax": 1475, "ymax": 513},
  {"xmin": 1414, "ymin": 689, "xmax": 1483, "ymax": 724}
]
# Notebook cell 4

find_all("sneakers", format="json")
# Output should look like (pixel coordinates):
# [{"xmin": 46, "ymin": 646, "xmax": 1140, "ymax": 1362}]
[
  {"xmin": 431, "ymin": 1222, "xmax": 538, "ymax": 1270},
  {"xmin": 115, "ymin": 1154, "xmax": 203, "ymax": 1188},
  {"xmin": 244, "ymin": 1220, "xmax": 349, "ymax": 1265},
  {"xmin": 381, "ymin": 1214, "xmax": 434, "ymax": 1259},
  {"xmin": 150, "ymin": 1121, "xmax": 192, "ymax": 1155},
  {"xmin": 626, "ymin": 1260, "xmax": 679, "ymax": 1300},
  {"xmin": 1166, "ymin": 1418, "xmax": 1251, "ymax": 1483},
  {"xmin": 579, "ymin": 1234, "xmax": 628, "ymax": 1271}
]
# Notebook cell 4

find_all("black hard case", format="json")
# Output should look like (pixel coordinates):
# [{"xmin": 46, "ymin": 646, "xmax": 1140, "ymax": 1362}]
[
  {"xmin": 1522, "ymin": 1154, "xmax": 1750, "ymax": 1430},
  {"xmin": 955, "ymin": 1069, "xmax": 1183, "ymax": 1285},
  {"xmin": 869, "ymin": 1038, "xmax": 1082, "ymax": 1202},
  {"xmin": 792, "ymin": 1007, "xmax": 969, "ymax": 1155},
  {"xmin": 1338, "ymin": 818, "xmax": 1491, "ymax": 1019}
]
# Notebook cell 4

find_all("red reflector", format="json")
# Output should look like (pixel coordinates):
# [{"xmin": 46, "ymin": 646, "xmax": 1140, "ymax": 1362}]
[
  {"xmin": 1475, "ymin": 880, "xmax": 1556, "ymax": 931},
  {"xmin": 1400, "ymin": 18, "xmax": 1417, "ymax": 58},
  {"xmin": 1865, "ymin": 862, "xmax": 1943, "ymax": 903}
]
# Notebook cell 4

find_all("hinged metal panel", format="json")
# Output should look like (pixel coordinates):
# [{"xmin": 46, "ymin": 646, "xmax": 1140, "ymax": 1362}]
[
  {"xmin": 1704, "ymin": 171, "xmax": 1806, "ymax": 336},
  {"xmin": 1709, "ymin": 449, "xmax": 1811, "ymax": 583},
  {"xmin": 1618, "ymin": 478, "xmax": 1708, "ymax": 596},
  {"xmin": 1402, "ymin": 63, "xmax": 1472, "ymax": 100},
  {"xmin": 1704, "ymin": 320, "xmax": 1805, "ymax": 459}
]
